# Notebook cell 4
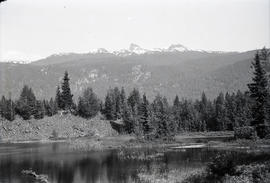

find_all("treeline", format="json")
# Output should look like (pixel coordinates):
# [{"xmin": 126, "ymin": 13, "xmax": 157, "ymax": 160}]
[
  {"xmin": 101, "ymin": 88, "xmax": 252, "ymax": 137},
  {"xmin": 0, "ymin": 83, "xmax": 252, "ymax": 137},
  {"xmin": 0, "ymin": 71, "xmax": 75, "ymax": 121},
  {"xmin": 0, "ymin": 49, "xmax": 269, "ymax": 139}
]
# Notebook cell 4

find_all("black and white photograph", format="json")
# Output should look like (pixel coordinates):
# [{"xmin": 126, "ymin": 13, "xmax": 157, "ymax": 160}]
[{"xmin": 0, "ymin": 0, "xmax": 270, "ymax": 182}]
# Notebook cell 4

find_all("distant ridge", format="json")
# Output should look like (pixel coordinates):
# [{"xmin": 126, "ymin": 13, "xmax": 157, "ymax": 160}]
[{"xmin": 31, "ymin": 43, "xmax": 238, "ymax": 64}]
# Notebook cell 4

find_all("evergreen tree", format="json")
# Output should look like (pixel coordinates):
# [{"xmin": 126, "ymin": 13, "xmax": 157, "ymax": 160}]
[
  {"xmin": 43, "ymin": 100, "xmax": 50, "ymax": 116},
  {"xmin": 151, "ymin": 95, "xmax": 171, "ymax": 139},
  {"xmin": 224, "ymin": 92, "xmax": 236, "ymax": 130},
  {"xmin": 127, "ymin": 88, "xmax": 141, "ymax": 112},
  {"xmin": 34, "ymin": 100, "xmax": 45, "ymax": 119},
  {"xmin": 199, "ymin": 92, "xmax": 212, "ymax": 130},
  {"xmin": 173, "ymin": 95, "xmax": 180, "ymax": 107},
  {"xmin": 215, "ymin": 92, "xmax": 226, "ymax": 130},
  {"xmin": 6, "ymin": 98, "xmax": 15, "ymax": 121},
  {"xmin": 131, "ymin": 103, "xmax": 141, "ymax": 136},
  {"xmin": 61, "ymin": 71, "xmax": 73, "ymax": 110},
  {"xmin": 234, "ymin": 90, "xmax": 252, "ymax": 127},
  {"xmin": 19, "ymin": 85, "xmax": 36, "ymax": 106},
  {"xmin": 77, "ymin": 87, "xmax": 100, "ymax": 118},
  {"xmin": 104, "ymin": 92, "xmax": 114, "ymax": 120},
  {"xmin": 259, "ymin": 47, "xmax": 270, "ymax": 123},
  {"xmin": 43, "ymin": 99, "xmax": 57, "ymax": 116},
  {"xmin": 113, "ymin": 87, "xmax": 121, "ymax": 119},
  {"xmin": 122, "ymin": 100, "xmax": 134, "ymax": 133},
  {"xmin": 43, "ymin": 100, "xmax": 53, "ymax": 116},
  {"xmin": 179, "ymin": 99, "xmax": 199, "ymax": 131},
  {"xmin": 172, "ymin": 95, "xmax": 182, "ymax": 131},
  {"xmin": 248, "ymin": 52, "xmax": 269, "ymax": 127},
  {"xmin": 120, "ymin": 87, "xmax": 126, "ymax": 117},
  {"xmin": 0, "ymin": 96, "xmax": 15, "ymax": 121},
  {"xmin": 55, "ymin": 86, "xmax": 63, "ymax": 109},
  {"xmin": 138, "ymin": 94, "xmax": 150, "ymax": 134},
  {"xmin": 15, "ymin": 85, "xmax": 36, "ymax": 120},
  {"xmin": 52, "ymin": 98, "xmax": 58, "ymax": 115},
  {"xmin": 0, "ymin": 96, "xmax": 6, "ymax": 118},
  {"xmin": 123, "ymin": 88, "xmax": 142, "ymax": 134}
]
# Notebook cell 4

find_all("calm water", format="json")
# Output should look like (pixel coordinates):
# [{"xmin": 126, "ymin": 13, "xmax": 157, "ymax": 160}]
[{"xmin": 0, "ymin": 142, "xmax": 231, "ymax": 183}]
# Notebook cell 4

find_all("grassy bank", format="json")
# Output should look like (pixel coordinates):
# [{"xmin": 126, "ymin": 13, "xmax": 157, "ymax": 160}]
[
  {"xmin": 68, "ymin": 131, "xmax": 235, "ymax": 152},
  {"xmin": 208, "ymin": 139, "xmax": 270, "ymax": 152}
]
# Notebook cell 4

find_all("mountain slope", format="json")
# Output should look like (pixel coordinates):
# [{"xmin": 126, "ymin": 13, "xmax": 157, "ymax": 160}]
[{"xmin": 0, "ymin": 48, "xmax": 260, "ymax": 101}]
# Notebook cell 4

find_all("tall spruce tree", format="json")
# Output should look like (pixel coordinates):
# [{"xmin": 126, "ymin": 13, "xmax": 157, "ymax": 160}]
[
  {"xmin": 215, "ymin": 92, "xmax": 226, "ymax": 130},
  {"xmin": 127, "ymin": 88, "xmax": 141, "ymax": 112},
  {"xmin": 120, "ymin": 87, "xmax": 126, "ymax": 117},
  {"xmin": 55, "ymin": 86, "xmax": 63, "ymax": 109},
  {"xmin": 259, "ymin": 47, "xmax": 270, "ymax": 123},
  {"xmin": 199, "ymin": 92, "xmax": 212, "ymax": 130},
  {"xmin": 172, "ymin": 95, "xmax": 182, "ymax": 131},
  {"xmin": 138, "ymin": 94, "xmax": 150, "ymax": 134},
  {"xmin": 248, "ymin": 52, "xmax": 269, "ymax": 128},
  {"xmin": 104, "ymin": 92, "xmax": 114, "ymax": 120},
  {"xmin": 152, "ymin": 95, "xmax": 171, "ymax": 139},
  {"xmin": 113, "ymin": 87, "xmax": 121, "ymax": 119},
  {"xmin": 61, "ymin": 71, "xmax": 73, "ymax": 110}
]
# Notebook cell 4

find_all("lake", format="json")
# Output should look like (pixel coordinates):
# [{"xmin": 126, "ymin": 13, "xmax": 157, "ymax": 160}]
[{"xmin": 0, "ymin": 141, "xmax": 238, "ymax": 183}]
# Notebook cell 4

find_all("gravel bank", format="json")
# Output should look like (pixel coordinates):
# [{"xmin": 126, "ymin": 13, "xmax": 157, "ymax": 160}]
[{"xmin": 0, "ymin": 114, "xmax": 117, "ymax": 142}]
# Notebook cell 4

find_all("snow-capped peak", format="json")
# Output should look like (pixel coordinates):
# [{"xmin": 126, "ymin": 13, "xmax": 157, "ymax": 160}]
[
  {"xmin": 113, "ymin": 49, "xmax": 132, "ymax": 57},
  {"xmin": 167, "ymin": 44, "xmax": 188, "ymax": 52},
  {"xmin": 129, "ymin": 43, "xmax": 148, "ymax": 54},
  {"xmin": 90, "ymin": 48, "xmax": 109, "ymax": 54},
  {"xmin": 113, "ymin": 43, "xmax": 148, "ymax": 56}
]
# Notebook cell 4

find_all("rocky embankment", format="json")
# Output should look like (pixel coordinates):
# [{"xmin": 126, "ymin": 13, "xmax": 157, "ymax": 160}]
[{"xmin": 0, "ymin": 114, "xmax": 117, "ymax": 142}]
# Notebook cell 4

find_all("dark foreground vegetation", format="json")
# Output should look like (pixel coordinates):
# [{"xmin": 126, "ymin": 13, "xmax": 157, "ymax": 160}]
[
  {"xmin": 182, "ymin": 152, "xmax": 270, "ymax": 183},
  {"xmin": 0, "ymin": 48, "xmax": 270, "ymax": 141}
]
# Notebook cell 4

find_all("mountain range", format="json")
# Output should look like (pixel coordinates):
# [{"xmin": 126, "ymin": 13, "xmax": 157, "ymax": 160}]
[{"xmin": 0, "ymin": 44, "xmax": 264, "ymax": 101}]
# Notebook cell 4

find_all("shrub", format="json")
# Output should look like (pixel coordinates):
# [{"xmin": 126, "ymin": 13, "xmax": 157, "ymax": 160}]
[
  {"xmin": 256, "ymin": 124, "xmax": 270, "ymax": 139},
  {"xmin": 184, "ymin": 154, "xmax": 270, "ymax": 183},
  {"xmin": 225, "ymin": 162, "xmax": 270, "ymax": 183},
  {"xmin": 234, "ymin": 126, "xmax": 256, "ymax": 140},
  {"xmin": 182, "ymin": 171, "xmax": 208, "ymax": 183},
  {"xmin": 51, "ymin": 130, "xmax": 59, "ymax": 139},
  {"xmin": 206, "ymin": 152, "xmax": 237, "ymax": 178}
]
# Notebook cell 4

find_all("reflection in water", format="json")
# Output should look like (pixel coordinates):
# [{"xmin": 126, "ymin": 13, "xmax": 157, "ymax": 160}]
[{"xmin": 0, "ymin": 142, "xmax": 227, "ymax": 183}]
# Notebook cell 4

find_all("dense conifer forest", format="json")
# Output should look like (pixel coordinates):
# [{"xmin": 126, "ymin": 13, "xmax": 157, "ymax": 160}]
[{"xmin": 0, "ymin": 49, "xmax": 269, "ymax": 139}]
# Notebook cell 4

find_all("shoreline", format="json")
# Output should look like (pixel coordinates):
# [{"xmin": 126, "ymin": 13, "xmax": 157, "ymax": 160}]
[
  {"xmin": 0, "ymin": 131, "xmax": 233, "ymax": 145},
  {"xmin": 1, "ymin": 131, "xmax": 269, "ymax": 153}
]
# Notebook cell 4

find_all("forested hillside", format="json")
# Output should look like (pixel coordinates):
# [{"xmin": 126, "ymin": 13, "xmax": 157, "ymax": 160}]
[{"xmin": 0, "ymin": 49, "xmax": 259, "ymax": 101}]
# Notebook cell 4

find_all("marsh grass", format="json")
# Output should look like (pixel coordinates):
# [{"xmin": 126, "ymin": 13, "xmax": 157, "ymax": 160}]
[
  {"xmin": 68, "ymin": 138, "xmax": 104, "ymax": 151},
  {"xmin": 117, "ymin": 148, "xmax": 165, "ymax": 161},
  {"xmin": 136, "ymin": 167, "xmax": 204, "ymax": 183}
]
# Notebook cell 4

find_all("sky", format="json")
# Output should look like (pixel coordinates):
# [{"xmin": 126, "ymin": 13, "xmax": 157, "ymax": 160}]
[{"xmin": 0, "ymin": 0, "xmax": 269, "ymax": 61}]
